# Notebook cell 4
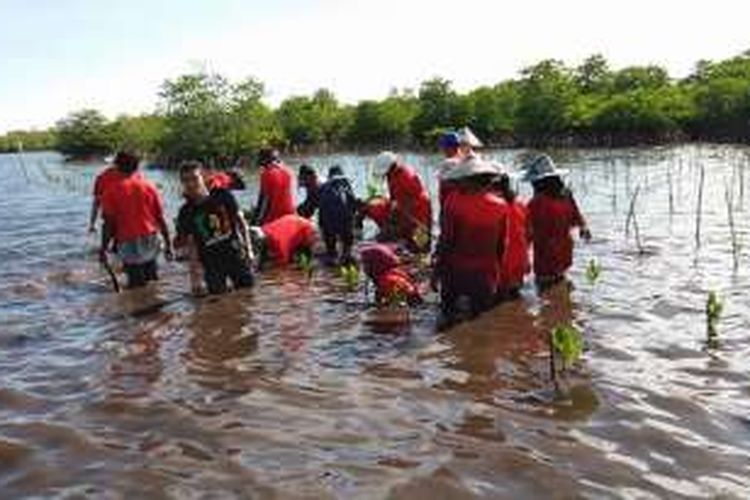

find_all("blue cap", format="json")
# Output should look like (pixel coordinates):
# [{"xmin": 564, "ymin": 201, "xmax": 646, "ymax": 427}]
[{"xmin": 438, "ymin": 131, "xmax": 460, "ymax": 149}]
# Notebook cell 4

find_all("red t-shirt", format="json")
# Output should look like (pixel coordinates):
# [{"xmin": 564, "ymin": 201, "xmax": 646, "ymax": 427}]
[
  {"xmin": 93, "ymin": 166, "xmax": 125, "ymax": 201},
  {"xmin": 263, "ymin": 215, "xmax": 317, "ymax": 265},
  {"xmin": 500, "ymin": 199, "xmax": 530, "ymax": 289},
  {"xmin": 386, "ymin": 164, "xmax": 431, "ymax": 239},
  {"xmin": 101, "ymin": 174, "xmax": 164, "ymax": 243},
  {"xmin": 527, "ymin": 194, "xmax": 584, "ymax": 278},
  {"xmin": 363, "ymin": 197, "xmax": 391, "ymax": 230},
  {"xmin": 207, "ymin": 171, "xmax": 233, "ymax": 190},
  {"xmin": 440, "ymin": 189, "xmax": 507, "ymax": 288},
  {"xmin": 259, "ymin": 163, "xmax": 295, "ymax": 224},
  {"xmin": 376, "ymin": 268, "xmax": 421, "ymax": 304}
]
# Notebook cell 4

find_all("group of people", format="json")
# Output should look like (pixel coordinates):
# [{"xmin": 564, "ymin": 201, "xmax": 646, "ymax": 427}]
[{"xmin": 90, "ymin": 127, "xmax": 590, "ymax": 325}]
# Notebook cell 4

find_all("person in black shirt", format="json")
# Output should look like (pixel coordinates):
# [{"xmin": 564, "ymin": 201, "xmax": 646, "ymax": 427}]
[
  {"xmin": 175, "ymin": 161, "xmax": 255, "ymax": 295},
  {"xmin": 296, "ymin": 164, "xmax": 320, "ymax": 219},
  {"xmin": 318, "ymin": 165, "xmax": 357, "ymax": 264}
]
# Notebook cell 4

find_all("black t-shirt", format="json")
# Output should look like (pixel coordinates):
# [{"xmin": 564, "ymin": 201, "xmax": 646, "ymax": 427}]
[{"xmin": 177, "ymin": 189, "xmax": 243, "ymax": 261}]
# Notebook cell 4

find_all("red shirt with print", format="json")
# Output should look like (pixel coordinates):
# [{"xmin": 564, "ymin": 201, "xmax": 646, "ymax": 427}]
[
  {"xmin": 439, "ymin": 189, "xmax": 507, "ymax": 289},
  {"xmin": 500, "ymin": 199, "xmax": 530, "ymax": 289},
  {"xmin": 101, "ymin": 174, "xmax": 164, "ymax": 243},
  {"xmin": 386, "ymin": 164, "xmax": 431, "ymax": 239},
  {"xmin": 259, "ymin": 163, "xmax": 295, "ymax": 224},
  {"xmin": 527, "ymin": 193, "xmax": 584, "ymax": 278},
  {"xmin": 263, "ymin": 214, "xmax": 317, "ymax": 265}
]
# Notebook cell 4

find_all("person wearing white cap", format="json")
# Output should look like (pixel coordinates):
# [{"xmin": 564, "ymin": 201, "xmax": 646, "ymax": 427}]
[
  {"xmin": 434, "ymin": 157, "xmax": 507, "ymax": 324},
  {"xmin": 457, "ymin": 126, "xmax": 483, "ymax": 157},
  {"xmin": 522, "ymin": 154, "xmax": 591, "ymax": 288},
  {"xmin": 373, "ymin": 151, "xmax": 432, "ymax": 252}
]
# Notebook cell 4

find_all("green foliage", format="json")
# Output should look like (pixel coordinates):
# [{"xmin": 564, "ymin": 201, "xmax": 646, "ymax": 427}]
[
  {"xmin": 551, "ymin": 324, "xmax": 584, "ymax": 368},
  {"xmin": 6, "ymin": 50, "xmax": 750, "ymax": 159},
  {"xmin": 55, "ymin": 109, "xmax": 111, "ymax": 157},
  {"xmin": 339, "ymin": 264, "xmax": 360, "ymax": 291},
  {"xmin": 295, "ymin": 251, "xmax": 315, "ymax": 281},
  {"xmin": 706, "ymin": 291, "xmax": 723, "ymax": 347},
  {"xmin": 585, "ymin": 259, "xmax": 602, "ymax": 284}
]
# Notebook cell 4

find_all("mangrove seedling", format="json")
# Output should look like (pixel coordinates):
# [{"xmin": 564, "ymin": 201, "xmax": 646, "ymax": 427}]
[
  {"xmin": 706, "ymin": 291, "xmax": 723, "ymax": 348},
  {"xmin": 296, "ymin": 252, "xmax": 315, "ymax": 281},
  {"xmin": 366, "ymin": 181, "xmax": 383, "ymax": 200},
  {"xmin": 585, "ymin": 259, "xmax": 601, "ymax": 285},
  {"xmin": 413, "ymin": 225, "xmax": 430, "ymax": 252},
  {"xmin": 339, "ymin": 264, "xmax": 360, "ymax": 292},
  {"xmin": 549, "ymin": 324, "xmax": 584, "ymax": 386}
]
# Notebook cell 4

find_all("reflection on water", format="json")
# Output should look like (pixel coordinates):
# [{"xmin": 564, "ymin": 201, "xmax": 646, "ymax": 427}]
[{"xmin": 1, "ymin": 146, "xmax": 750, "ymax": 498}]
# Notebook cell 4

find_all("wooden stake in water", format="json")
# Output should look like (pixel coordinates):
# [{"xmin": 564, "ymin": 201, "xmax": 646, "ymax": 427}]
[
  {"xmin": 625, "ymin": 185, "xmax": 644, "ymax": 254},
  {"xmin": 725, "ymin": 184, "xmax": 740, "ymax": 271},
  {"xmin": 667, "ymin": 167, "xmax": 674, "ymax": 216},
  {"xmin": 695, "ymin": 165, "xmax": 705, "ymax": 249}
]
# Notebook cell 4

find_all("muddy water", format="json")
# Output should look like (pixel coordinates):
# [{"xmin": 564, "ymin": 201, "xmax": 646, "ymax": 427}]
[{"xmin": 1, "ymin": 146, "xmax": 749, "ymax": 499}]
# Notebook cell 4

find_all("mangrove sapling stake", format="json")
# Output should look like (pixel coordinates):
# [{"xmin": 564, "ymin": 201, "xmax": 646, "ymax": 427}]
[
  {"xmin": 585, "ymin": 259, "xmax": 602, "ymax": 285},
  {"xmin": 625, "ymin": 185, "xmax": 644, "ymax": 254},
  {"xmin": 667, "ymin": 167, "xmax": 674, "ymax": 216},
  {"xmin": 706, "ymin": 291, "xmax": 723, "ymax": 349},
  {"xmin": 695, "ymin": 164, "xmax": 705, "ymax": 249},
  {"xmin": 724, "ymin": 184, "xmax": 740, "ymax": 271}
]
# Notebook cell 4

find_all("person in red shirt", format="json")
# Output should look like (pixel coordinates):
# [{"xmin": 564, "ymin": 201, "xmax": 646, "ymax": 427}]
[
  {"xmin": 374, "ymin": 152, "xmax": 432, "ymax": 252},
  {"xmin": 253, "ymin": 148, "xmax": 295, "ymax": 225},
  {"xmin": 523, "ymin": 154, "xmax": 591, "ymax": 288},
  {"xmin": 436, "ymin": 131, "xmax": 462, "ymax": 208},
  {"xmin": 434, "ymin": 158, "xmax": 507, "ymax": 322},
  {"xmin": 251, "ymin": 214, "xmax": 317, "ymax": 267},
  {"xmin": 356, "ymin": 196, "xmax": 394, "ymax": 240},
  {"xmin": 360, "ymin": 243, "xmax": 422, "ymax": 306},
  {"xmin": 492, "ymin": 173, "xmax": 530, "ymax": 299},
  {"xmin": 88, "ymin": 152, "xmax": 139, "ymax": 233},
  {"xmin": 99, "ymin": 152, "xmax": 173, "ymax": 289}
]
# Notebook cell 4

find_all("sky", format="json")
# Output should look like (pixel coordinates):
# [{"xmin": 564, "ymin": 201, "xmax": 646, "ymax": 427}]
[{"xmin": 0, "ymin": 0, "xmax": 748, "ymax": 133}]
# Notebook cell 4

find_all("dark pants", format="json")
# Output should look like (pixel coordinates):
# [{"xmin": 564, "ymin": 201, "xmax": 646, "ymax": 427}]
[
  {"xmin": 124, "ymin": 260, "xmax": 158, "ymax": 289},
  {"xmin": 440, "ymin": 269, "xmax": 496, "ymax": 319},
  {"xmin": 322, "ymin": 225, "xmax": 354, "ymax": 263},
  {"xmin": 203, "ymin": 251, "xmax": 255, "ymax": 294}
]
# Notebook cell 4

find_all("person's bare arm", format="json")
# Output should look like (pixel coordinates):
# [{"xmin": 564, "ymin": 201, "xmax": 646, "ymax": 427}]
[
  {"xmin": 237, "ymin": 209, "xmax": 255, "ymax": 264},
  {"xmin": 89, "ymin": 198, "xmax": 100, "ymax": 233}
]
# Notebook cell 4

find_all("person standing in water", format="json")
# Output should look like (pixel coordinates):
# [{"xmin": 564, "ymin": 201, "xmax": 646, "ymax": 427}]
[
  {"xmin": 434, "ymin": 157, "xmax": 507, "ymax": 322},
  {"xmin": 175, "ymin": 161, "xmax": 255, "ymax": 295},
  {"xmin": 374, "ymin": 151, "xmax": 432, "ymax": 253},
  {"xmin": 493, "ymin": 171, "xmax": 530, "ymax": 299},
  {"xmin": 523, "ymin": 154, "xmax": 591, "ymax": 288},
  {"xmin": 88, "ymin": 152, "xmax": 140, "ymax": 233},
  {"xmin": 252, "ymin": 148, "xmax": 295, "ymax": 225},
  {"xmin": 99, "ymin": 152, "xmax": 173, "ymax": 289},
  {"xmin": 296, "ymin": 164, "xmax": 320, "ymax": 219},
  {"xmin": 318, "ymin": 165, "xmax": 358, "ymax": 264}
]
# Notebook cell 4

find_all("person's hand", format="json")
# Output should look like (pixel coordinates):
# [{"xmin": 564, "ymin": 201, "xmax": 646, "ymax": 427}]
[
  {"xmin": 580, "ymin": 227, "xmax": 592, "ymax": 242},
  {"xmin": 163, "ymin": 245, "xmax": 174, "ymax": 262},
  {"xmin": 98, "ymin": 248, "xmax": 108, "ymax": 264}
]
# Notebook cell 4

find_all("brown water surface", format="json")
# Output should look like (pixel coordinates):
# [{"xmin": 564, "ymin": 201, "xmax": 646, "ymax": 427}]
[{"xmin": 1, "ymin": 146, "xmax": 749, "ymax": 498}]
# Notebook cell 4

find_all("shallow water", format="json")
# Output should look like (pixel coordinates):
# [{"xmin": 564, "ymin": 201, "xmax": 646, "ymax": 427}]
[{"xmin": 1, "ymin": 146, "xmax": 749, "ymax": 499}]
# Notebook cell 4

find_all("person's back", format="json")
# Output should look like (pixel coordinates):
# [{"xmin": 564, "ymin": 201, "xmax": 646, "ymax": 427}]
[
  {"xmin": 260, "ymin": 163, "xmax": 295, "ymax": 224},
  {"xmin": 528, "ymin": 192, "xmax": 582, "ymax": 279},
  {"xmin": 262, "ymin": 214, "xmax": 317, "ymax": 265},
  {"xmin": 500, "ymin": 198, "xmax": 530, "ymax": 294},
  {"xmin": 102, "ymin": 173, "xmax": 162, "ymax": 243},
  {"xmin": 386, "ymin": 163, "xmax": 431, "ymax": 249},
  {"xmin": 319, "ymin": 176, "xmax": 355, "ymax": 231}
]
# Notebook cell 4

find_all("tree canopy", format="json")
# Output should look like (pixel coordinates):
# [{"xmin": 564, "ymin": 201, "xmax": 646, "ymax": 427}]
[{"xmin": 3, "ymin": 50, "xmax": 750, "ymax": 159}]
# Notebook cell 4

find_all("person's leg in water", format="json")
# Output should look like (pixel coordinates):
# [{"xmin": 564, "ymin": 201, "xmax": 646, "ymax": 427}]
[
  {"xmin": 339, "ymin": 224, "xmax": 355, "ymax": 265},
  {"xmin": 123, "ymin": 261, "xmax": 157, "ymax": 289},
  {"xmin": 225, "ymin": 249, "xmax": 255, "ymax": 290},
  {"xmin": 322, "ymin": 226, "xmax": 338, "ymax": 264},
  {"xmin": 202, "ymin": 253, "xmax": 229, "ymax": 294}
]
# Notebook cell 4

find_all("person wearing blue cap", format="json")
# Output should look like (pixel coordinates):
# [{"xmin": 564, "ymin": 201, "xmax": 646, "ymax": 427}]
[{"xmin": 437, "ymin": 131, "xmax": 462, "ymax": 206}]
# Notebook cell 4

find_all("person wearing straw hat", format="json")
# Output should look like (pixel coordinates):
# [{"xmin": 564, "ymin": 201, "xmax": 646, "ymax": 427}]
[
  {"xmin": 373, "ymin": 151, "xmax": 432, "ymax": 253},
  {"xmin": 434, "ymin": 157, "xmax": 507, "ymax": 324},
  {"xmin": 457, "ymin": 126, "xmax": 483, "ymax": 157},
  {"xmin": 523, "ymin": 154, "xmax": 591, "ymax": 288}
]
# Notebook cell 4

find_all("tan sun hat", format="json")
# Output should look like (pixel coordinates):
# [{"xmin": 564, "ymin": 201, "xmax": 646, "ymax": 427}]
[
  {"xmin": 457, "ymin": 127, "xmax": 483, "ymax": 148},
  {"xmin": 443, "ymin": 156, "xmax": 501, "ymax": 182},
  {"xmin": 520, "ymin": 154, "xmax": 569, "ymax": 183}
]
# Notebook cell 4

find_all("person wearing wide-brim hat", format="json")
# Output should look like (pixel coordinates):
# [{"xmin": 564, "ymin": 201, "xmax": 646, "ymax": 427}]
[
  {"xmin": 372, "ymin": 151, "xmax": 432, "ymax": 253},
  {"xmin": 457, "ymin": 126, "xmax": 483, "ymax": 156},
  {"xmin": 523, "ymin": 154, "xmax": 591, "ymax": 289},
  {"xmin": 434, "ymin": 157, "xmax": 508, "ymax": 326}
]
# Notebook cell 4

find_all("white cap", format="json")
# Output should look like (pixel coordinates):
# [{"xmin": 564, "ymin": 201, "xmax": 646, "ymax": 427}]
[
  {"xmin": 373, "ymin": 151, "xmax": 399, "ymax": 177},
  {"xmin": 458, "ymin": 127, "xmax": 483, "ymax": 148}
]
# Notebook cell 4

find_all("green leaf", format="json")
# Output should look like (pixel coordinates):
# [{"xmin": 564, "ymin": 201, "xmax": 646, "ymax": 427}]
[
  {"xmin": 552, "ymin": 324, "xmax": 584, "ymax": 367},
  {"xmin": 585, "ymin": 259, "xmax": 601, "ymax": 284}
]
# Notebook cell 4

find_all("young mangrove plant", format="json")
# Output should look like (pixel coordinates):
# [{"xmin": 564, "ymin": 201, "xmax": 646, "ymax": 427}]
[
  {"xmin": 366, "ymin": 181, "xmax": 383, "ymax": 200},
  {"xmin": 549, "ymin": 324, "xmax": 584, "ymax": 386},
  {"xmin": 585, "ymin": 259, "xmax": 601, "ymax": 285},
  {"xmin": 695, "ymin": 164, "xmax": 705, "ymax": 249},
  {"xmin": 339, "ymin": 264, "xmax": 360, "ymax": 292},
  {"xmin": 296, "ymin": 252, "xmax": 315, "ymax": 281},
  {"xmin": 625, "ymin": 185, "xmax": 644, "ymax": 254},
  {"xmin": 706, "ymin": 291, "xmax": 723, "ymax": 349}
]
